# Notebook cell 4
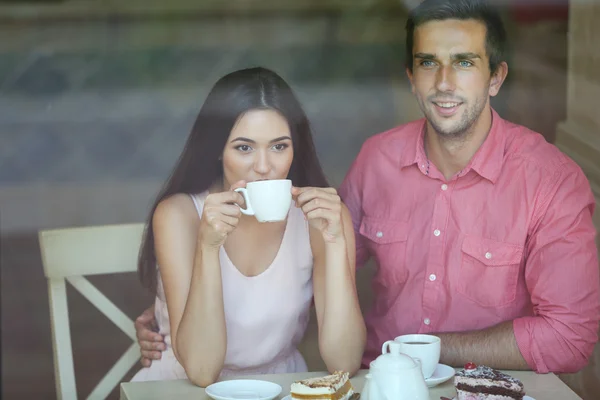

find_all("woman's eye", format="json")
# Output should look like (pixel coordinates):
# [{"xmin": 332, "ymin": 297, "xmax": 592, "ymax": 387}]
[
  {"xmin": 236, "ymin": 145, "xmax": 252, "ymax": 152},
  {"xmin": 272, "ymin": 143, "xmax": 288, "ymax": 151}
]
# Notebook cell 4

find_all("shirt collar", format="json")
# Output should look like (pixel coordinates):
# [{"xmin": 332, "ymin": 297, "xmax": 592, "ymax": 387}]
[
  {"xmin": 465, "ymin": 108, "xmax": 506, "ymax": 184},
  {"xmin": 397, "ymin": 119, "xmax": 426, "ymax": 169},
  {"xmin": 398, "ymin": 108, "xmax": 506, "ymax": 183}
]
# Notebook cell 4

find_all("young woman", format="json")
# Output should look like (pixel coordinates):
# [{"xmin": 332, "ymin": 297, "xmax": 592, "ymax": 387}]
[{"xmin": 131, "ymin": 67, "xmax": 365, "ymax": 386}]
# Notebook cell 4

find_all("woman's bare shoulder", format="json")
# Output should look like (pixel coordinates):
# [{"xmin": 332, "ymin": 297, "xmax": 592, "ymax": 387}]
[{"xmin": 153, "ymin": 193, "xmax": 200, "ymax": 231}]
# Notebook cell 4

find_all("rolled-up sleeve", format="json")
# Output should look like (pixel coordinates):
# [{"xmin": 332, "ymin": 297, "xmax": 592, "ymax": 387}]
[
  {"xmin": 339, "ymin": 146, "xmax": 370, "ymax": 269},
  {"xmin": 513, "ymin": 165, "xmax": 600, "ymax": 374}
]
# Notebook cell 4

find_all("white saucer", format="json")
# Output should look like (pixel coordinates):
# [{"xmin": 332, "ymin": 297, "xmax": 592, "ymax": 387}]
[
  {"xmin": 425, "ymin": 363, "xmax": 455, "ymax": 388},
  {"xmin": 206, "ymin": 379, "xmax": 282, "ymax": 400}
]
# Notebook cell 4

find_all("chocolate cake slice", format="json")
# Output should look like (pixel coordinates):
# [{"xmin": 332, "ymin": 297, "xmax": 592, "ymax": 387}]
[{"xmin": 454, "ymin": 363, "xmax": 525, "ymax": 400}]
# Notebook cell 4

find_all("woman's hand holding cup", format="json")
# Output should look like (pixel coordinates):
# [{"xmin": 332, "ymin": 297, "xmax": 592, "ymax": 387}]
[
  {"xmin": 292, "ymin": 186, "xmax": 344, "ymax": 243},
  {"xmin": 198, "ymin": 181, "xmax": 246, "ymax": 249}
]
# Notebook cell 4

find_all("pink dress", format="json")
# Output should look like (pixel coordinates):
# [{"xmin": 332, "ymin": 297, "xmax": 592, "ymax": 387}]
[{"xmin": 131, "ymin": 191, "xmax": 314, "ymax": 381}]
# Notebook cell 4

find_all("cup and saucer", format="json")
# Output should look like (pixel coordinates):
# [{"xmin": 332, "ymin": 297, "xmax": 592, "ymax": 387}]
[
  {"xmin": 385, "ymin": 334, "xmax": 454, "ymax": 387},
  {"xmin": 424, "ymin": 363, "xmax": 455, "ymax": 387}
]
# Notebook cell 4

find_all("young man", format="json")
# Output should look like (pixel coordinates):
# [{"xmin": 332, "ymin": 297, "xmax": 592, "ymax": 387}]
[
  {"xmin": 339, "ymin": 0, "xmax": 599, "ymax": 374},
  {"xmin": 135, "ymin": 0, "xmax": 599, "ymax": 375}
]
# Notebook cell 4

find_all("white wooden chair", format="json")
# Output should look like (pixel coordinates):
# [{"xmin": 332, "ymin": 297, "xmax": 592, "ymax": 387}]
[{"xmin": 39, "ymin": 223, "xmax": 146, "ymax": 400}]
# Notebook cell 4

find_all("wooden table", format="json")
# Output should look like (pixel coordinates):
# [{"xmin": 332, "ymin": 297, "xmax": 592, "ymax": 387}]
[{"xmin": 120, "ymin": 369, "xmax": 582, "ymax": 400}]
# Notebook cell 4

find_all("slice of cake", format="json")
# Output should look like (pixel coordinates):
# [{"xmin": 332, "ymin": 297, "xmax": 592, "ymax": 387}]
[
  {"xmin": 454, "ymin": 363, "xmax": 525, "ymax": 400},
  {"xmin": 290, "ymin": 371, "xmax": 354, "ymax": 400}
]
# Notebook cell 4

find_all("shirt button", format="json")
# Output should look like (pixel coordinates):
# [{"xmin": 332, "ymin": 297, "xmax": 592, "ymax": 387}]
[
  {"xmin": 441, "ymin": 184, "xmax": 448, "ymax": 191},
  {"xmin": 485, "ymin": 252, "xmax": 492, "ymax": 259},
  {"xmin": 376, "ymin": 231, "xmax": 383, "ymax": 238},
  {"xmin": 433, "ymin": 229, "xmax": 441, "ymax": 237},
  {"xmin": 424, "ymin": 318, "xmax": 431, "ymax": 325},
  {"xmin": 429, "ymin": 274, "xmax": 437, "ymax": 281}
]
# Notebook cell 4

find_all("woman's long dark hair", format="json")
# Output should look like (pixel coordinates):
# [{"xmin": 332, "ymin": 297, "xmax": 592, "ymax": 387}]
[{"xmin": 138, "ymin": 67, "xmax": 330, "ymax": 294}]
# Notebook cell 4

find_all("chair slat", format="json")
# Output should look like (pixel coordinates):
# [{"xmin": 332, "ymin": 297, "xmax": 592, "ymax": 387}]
[
  {"xmin": 48, "ymin": 279, "xmax": 78, "ymax": 400},
  {"xmin": 86, "ymin": 343, "xmax": 140, "ymax": 400},
  {"xmin": 39, "ymin": 223, "xmax": 145, "ymax": 278},
  {"xmin": 39, "ymin": 223, "xmax": 147, "ymax": 400},
  {"xmin": 67, "ymin": 276, "xmax": 137, "ymax": 340}
]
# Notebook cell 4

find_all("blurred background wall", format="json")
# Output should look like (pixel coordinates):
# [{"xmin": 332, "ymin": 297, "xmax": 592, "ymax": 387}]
[{"xmin": 1, "ymin": 0, "xmax": 598, "ymax": 399}]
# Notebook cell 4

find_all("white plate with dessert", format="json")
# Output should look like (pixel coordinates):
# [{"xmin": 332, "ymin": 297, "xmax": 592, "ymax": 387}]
[
  {"xmin": 452, "ymin": 397, "xmax": 534, "ymax": 400},
  {"xmin": 453, "ymin": 363, "xmax": 533, "ymax": 400},
  {"xmin": 425, "ymin": 363, "xmax": 455, "ymax": 387},
  {"xmin": 282, "ymin": 371, "xmax": 355, "ymax": 400},
  {"xmin": 205, "ymin": 379, "xmax": 282, "ymax": 400}
]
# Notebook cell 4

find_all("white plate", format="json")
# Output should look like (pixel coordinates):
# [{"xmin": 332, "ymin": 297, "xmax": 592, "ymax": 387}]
[
  {"xmin": 206, "ymin": 379, "xmax": 282, "ymax": 400},
  {"xmin": 425, "ymin": 363, "xmax": 455, "ymax": 388}
]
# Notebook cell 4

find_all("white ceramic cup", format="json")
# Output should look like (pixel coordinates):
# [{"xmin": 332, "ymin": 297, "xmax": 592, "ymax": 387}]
[
  {"xmin": 382, "ymin": 334, "xmax": 440, "ymax": 379},
  {"xmin": 234, "ymin": 179, "xmax": 292, "ymax": 222}
]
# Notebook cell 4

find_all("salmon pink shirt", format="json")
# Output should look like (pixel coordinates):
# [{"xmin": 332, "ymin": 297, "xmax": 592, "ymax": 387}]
[{"xmin": 339, "ymin": 109, "xmax": 599, "ymax": 374}]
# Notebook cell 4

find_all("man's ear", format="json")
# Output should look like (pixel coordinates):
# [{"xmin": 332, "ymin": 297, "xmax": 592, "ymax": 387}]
[
  {"xmin": 489, "ymin": 61, "xmax": 508, "ymax": 97},
  {"xmin": 406, "ymin": 67, "xmax": 416, "ymax": 95}
]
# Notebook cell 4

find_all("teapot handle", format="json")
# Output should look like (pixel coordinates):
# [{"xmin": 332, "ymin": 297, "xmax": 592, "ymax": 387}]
[{"xmin": 412, "ymin": 357, "xmax": 426, "ymax": 378}]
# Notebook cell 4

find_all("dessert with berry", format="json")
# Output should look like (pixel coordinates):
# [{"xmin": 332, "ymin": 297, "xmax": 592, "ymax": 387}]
[{"xmin": 454, "ymin": 362, "xmax": 525, "ymax": 400}]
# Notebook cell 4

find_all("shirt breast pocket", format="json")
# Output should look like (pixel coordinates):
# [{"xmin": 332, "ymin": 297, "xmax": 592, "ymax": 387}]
[
  {"xmin": 359, "ymin": 217, "xmax": 410, "ymax": 285},
  {"xmin": 458, "ymin": 235, "xmax": 524, "ymax": 307}
]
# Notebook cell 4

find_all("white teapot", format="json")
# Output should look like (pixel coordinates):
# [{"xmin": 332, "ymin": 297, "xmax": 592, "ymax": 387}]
[{"xmin": 362, "ymin": 341, "xmax": 429, "ymax": 400}]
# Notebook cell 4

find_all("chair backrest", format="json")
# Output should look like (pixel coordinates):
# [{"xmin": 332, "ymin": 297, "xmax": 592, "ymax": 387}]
[{"xmin": 39, "ymin": 223, "xmax": 146, "ymax": 400}]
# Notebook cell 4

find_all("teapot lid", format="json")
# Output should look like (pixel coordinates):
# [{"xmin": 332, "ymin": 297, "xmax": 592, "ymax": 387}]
[{"xmin": 370, "ymin": 341, "xmax": 419, "ymax": 371}]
